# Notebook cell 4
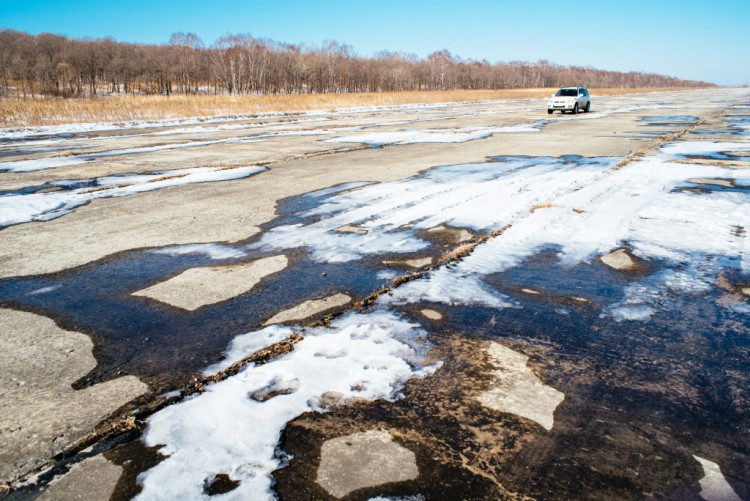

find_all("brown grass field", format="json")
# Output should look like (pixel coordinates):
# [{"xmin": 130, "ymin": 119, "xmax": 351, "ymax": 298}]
[{"xmin": 0, "ymin": 88, "xmax": 700, "ymax": 127}]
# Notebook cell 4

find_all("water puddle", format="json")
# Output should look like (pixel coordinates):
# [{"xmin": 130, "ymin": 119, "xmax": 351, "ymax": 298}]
[
  {"xmin": 640, "ymin": 115, "xmax": 698, "ymax": 126},
  {"xmin": 0, "ymin": 174, "xmax": 474, "ymax": 390}
]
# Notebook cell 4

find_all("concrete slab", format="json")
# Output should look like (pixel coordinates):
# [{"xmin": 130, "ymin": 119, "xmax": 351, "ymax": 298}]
[
  {"xmin": 38, "ymin": 455, "xmax": 122, "ymax": 501},
  {"xmin": 264, "ymin": 293, "xmax": 351, "ymax": 325},
  {"xmin": 132, "ymin": 255, "xmax": 288, "ymax": 311},
  {"xmin": 693, "ymin": 455, "xmax": 742, "ymax": 501},
  {"xmin": 0, "ymin": 309, "xmax": 147, "ymax": 481},
  {"xmin": 477, "ymin": 342, "xmax": 564, "ymax": 431},
  {"xmin": 316, "ymin": 430, "xmax": 419, "ymax": 498},
  {"xmin": 382, "ymin": 257, "xmax": 433, "ymax": 268},
  {"xmin": 420, "ymin": 309, "xmax": 443, "ymax": 320}
]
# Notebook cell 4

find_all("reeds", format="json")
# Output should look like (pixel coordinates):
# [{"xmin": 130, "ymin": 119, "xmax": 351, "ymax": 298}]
[{"xmin": 0, "ymin": 87, "xmax": 692, "ymax": 127}]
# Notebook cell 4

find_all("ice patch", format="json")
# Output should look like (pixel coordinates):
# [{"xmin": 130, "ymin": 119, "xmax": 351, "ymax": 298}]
[
  {"xmin": 377, "ymin": 270, "xmax": 399, "ymax": 280},
  {"xmin": 151, "ymin": 243, "xmax": 246, "ymax": 260},
  {"xmin": 136, "ymin": 309, "xmax": 438, "ymax": 501},
  {"xmin": 26, "ymin": 285, "xmax": 62, "ymax": 296},
  {"xmin": 387, "ymin": 268, "xmax": 513, "ymax": 309},
  {"xmin": 729, "ymin": 303, "xmax": 750, "ymax": 314},
  {"xmin": 204, "ymin": 325, "xmax": 296, "ymax": 375},
  {"xmin": 0, "ymin": 166, "xmax": 266, "ymax": 227}
]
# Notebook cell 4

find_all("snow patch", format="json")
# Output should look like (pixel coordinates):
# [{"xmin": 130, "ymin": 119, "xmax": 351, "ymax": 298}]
[
  {"xmin": 136, "ymin": 310, "xmax": 437, "ymax": 501},
  {"xmin": 0, "ymin": 166, "xmax": 266, "ymax": 227},
  {"xmin": 151, "ymin": 243, "xmax": 246, "ymax": 260}
]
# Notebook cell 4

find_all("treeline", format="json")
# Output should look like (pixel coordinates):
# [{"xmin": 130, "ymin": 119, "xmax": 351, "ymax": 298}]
[{"xmin": 0, "ymin": 29, "xmax": 712, "ymax": 98}]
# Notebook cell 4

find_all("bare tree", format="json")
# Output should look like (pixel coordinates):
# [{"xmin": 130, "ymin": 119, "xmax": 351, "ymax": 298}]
[{"xmin": 0, "ymin": 29, "xmax": 713, "ymax": 99}]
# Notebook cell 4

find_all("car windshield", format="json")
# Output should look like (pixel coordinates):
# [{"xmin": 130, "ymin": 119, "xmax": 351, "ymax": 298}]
[{"xmin": 555, "ymin": 89, "xmax": 578, "ymax": 97}]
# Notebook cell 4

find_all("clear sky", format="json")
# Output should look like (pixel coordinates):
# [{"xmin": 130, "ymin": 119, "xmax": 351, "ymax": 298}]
[{"xmin": 1, "ymin": 0, "xmax": 749, "ymax": 85}]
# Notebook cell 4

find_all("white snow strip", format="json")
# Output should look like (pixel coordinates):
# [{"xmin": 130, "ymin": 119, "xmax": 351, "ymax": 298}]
[
  {"xmin": 137, "ymin": 309, "xmax": 438, "ymax": 501},
  {"xmin": 27, "ymin": 285, "xmax": 62, "ymax": 296},
  {"xmin": 0, "ymin": 166, "xmax": 266, "ymax": 227},
  {"xmin": 325, "ymin": 123, "xmax": 541, "ymax": 146},
  {"xmin": 0, "ymin": 137, "xmax": 264, "ymax": 172},
  {"xmin": 693, "ymin": 455, "xmax": 742, "ymax": 501},
  {"xmin": 0, "ymin": 155, "xmax": 89, "ymax": 172},
  {"xmin": 204, "ymin": 325, "xmax": 297, "ymax": 375},
  {"xmin": 661, "ymin": 141, "xmax": 750, "ymax": 158},
  {"xmin": 150, "ymin": 243, "xmax": 246, "ymax": 260}
]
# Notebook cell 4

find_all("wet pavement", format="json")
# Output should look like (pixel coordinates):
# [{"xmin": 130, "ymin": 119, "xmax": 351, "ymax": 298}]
[{"xmin": 1, "ymin": 88, "xmax": 749, "ymax": 500}]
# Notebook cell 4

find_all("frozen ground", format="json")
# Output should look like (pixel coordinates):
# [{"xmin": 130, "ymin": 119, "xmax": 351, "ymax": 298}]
[{"xmin": 1, "ymin": 88, "xmax": 749, "ymax": 500}]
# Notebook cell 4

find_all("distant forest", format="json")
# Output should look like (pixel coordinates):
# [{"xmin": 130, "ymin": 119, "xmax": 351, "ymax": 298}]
[{"xmin": 0, "ymin": 30, "xmax": 713, "ymax": 98}]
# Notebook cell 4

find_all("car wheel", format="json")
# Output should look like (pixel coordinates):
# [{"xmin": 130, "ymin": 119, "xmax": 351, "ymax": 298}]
[
  {"xmin": 572, "ymin": 103, "xmax": 579, "ymax": 114},
  {"xmin": 547, "ymin": 109, "xmax": 553, "ymax": 114},
  {"xmin": 584, "ymin": 101, "xmax": 590, "ymax": 113}
]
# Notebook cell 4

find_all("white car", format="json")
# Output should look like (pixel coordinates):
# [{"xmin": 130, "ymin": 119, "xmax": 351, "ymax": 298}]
[{"xmin": 547, "ymin": 87, "xmax": 591, "ymax": 114}]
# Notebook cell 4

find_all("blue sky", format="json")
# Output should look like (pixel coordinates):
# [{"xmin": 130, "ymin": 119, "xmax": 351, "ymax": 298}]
[{"xmin": 1, "ymin": 0, "xmax": 749, "ymax": 85}]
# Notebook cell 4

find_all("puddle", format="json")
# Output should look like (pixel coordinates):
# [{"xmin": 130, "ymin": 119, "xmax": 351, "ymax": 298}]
[
  {"xmin": 642, "ymin": 115, "xmax": 698, "ymax": 122},
  {"xmin": 672, "ymin": 178, "xmax": 750, "ymax": 194},
  {"xmin": 631, "ymin": 130, "xmax": 672, "ymax": 136},
  {"xmin": 692, "ymin": 129, "xmax": 750, "ymax": 136},
  {"xmin": 0, "ymin": 247, "xmax": 385, "ymax": 391},
  {"xmin": 640, "ymin": 115, "xmax": 698, "ymax": 127},
  {"xmin": 0, "ymin": 174, "xmax": 471, "ymax": 391},
  {"xmin": 374, "ymin": 253, "xmax": 750, "ymax": 498}
]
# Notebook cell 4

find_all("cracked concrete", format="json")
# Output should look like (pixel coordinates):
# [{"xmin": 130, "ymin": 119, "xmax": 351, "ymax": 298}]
[{"xmin": 0, "ymin": 309, "xmax": 147, "ymax": 481}]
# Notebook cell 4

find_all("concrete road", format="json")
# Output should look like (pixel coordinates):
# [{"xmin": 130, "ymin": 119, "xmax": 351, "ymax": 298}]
[{"xmin": 1, "ymin": 88, "xmax": 749, "ymax": 500}]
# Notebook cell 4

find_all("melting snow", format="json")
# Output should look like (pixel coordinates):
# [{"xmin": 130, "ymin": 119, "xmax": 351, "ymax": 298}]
[
  {"xmin": 0, "ymin": 138, "xmax": 264, "ymax": 173},
  {"xmin": 136, "ymin": 309, "xmax": 438, "ymax": 501},
  {"xmin": 251, "ymin": 156, "xmax": 617, "ymax": 262},
  {"xmin": 0, "ymin": 166, "xmax": 266, "ymax": 227},
  {"xmin": 150, "ymin": 243, "xmax": 246, "ymax": 260},
  {"xmin": 386, "ymin": 142, "xmax": 750, "ymax": 318},
  {"xmin": 326, "ymin": 123, "xmax": 541, "ymax": 146}
]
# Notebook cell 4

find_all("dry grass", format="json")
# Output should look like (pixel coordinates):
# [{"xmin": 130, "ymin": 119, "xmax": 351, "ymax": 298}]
[
  {"xmin": 0, "ymin": 87, "xmax": 696, "ymax": 127},
  {"xmin": 529, "ymin": 202, "xmax": 557, "ymax": 213},
  {"xmin": 438, "ymin": 243, "xmax": 476, "ymax": 265}
]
